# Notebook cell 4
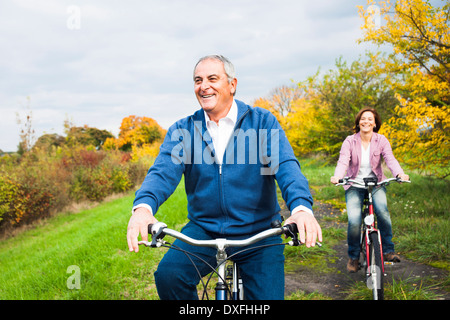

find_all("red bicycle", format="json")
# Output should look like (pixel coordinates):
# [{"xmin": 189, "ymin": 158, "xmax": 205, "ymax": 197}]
[{"xmin": 336, "ymin": 176, "xmax": 410, "ymax": 300}]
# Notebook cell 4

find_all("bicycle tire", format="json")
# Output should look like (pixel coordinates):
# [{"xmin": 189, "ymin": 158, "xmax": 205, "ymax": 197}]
[{"xmin": 367, "ymin": 232, "xmax": 384, "ymax": 300}]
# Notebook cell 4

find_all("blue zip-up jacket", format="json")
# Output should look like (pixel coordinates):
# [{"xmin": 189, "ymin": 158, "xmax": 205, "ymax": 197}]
[{"xmin": 133, "ymin": 100, "xmax": 313, "ymax": 238}]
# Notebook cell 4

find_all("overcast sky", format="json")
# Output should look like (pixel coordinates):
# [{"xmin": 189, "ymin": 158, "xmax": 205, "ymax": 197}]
[{"xmin": 1, "ymin": 0, "xmax": 381, "ymax": 152}]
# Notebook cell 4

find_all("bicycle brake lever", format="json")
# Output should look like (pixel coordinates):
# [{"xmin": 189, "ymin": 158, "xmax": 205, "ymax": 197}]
[
  {"xmin": 148, "ymin": 222, "xmax": 168, "ymax": 247},
  {"xmin": 284, "ymin": 223, "xmax": 300, "ymax": 246}
]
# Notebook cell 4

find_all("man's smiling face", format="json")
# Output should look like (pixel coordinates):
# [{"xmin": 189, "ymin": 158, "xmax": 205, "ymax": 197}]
[{"xmin": 194, "ymin": 58, "xmax": 237, "ymax": 122}]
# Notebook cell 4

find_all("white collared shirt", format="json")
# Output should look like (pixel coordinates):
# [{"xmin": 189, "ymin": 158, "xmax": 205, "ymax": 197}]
[{"xmin": 204, "ymin": 100, "xmax": 238, "ymax": 165}]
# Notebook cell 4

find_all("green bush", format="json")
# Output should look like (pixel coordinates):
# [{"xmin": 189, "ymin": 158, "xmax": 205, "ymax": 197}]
[
  {"xmin": 0, "ymin": 174, "xmax": 21, "ymax": 224},
  {"xmin": 111, "ymin": 166, "xmax": 132, "ymax": 193},
  {"xmin": 0, "ymin": 146, "xmax": 150, "ymax": 231},
  {"xmin": 70, "ymin": 166, "xmax": 112, "ymax": 202},
  {"xmin": 0, "ymin": 170, "xmax": 55, "ymax": 228}
]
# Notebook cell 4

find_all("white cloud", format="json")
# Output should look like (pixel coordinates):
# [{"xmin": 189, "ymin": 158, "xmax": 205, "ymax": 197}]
[{"xmin": 0, "ymin": 0, "xmax": 375, "ymax": 152}]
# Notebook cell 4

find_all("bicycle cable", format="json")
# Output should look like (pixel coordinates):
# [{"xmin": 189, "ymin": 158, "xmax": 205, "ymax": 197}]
[
  {"xmin": 158, "ymin": 241, "xmax": 232, "ymax": 300},
  {"xmin": 163, "ymin": 242, "xmax": 212, "ymax": 300},
  {"xmin": 201, "ymin": 242, "xmax": 288, "ymax": 300},
  {"xmin": 159, "ymin": 241, "xmax": 289, "ymax": 300}
]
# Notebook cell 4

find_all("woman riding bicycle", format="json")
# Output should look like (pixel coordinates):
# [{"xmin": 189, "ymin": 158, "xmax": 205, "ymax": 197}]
[{"xmin": 330, "ymin": 108, "xmax": 409, "ymax": 273}]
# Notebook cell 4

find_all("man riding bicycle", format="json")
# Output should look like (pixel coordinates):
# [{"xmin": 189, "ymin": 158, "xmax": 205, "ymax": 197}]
[{"xmin": 127, "ymin": 55, "xmax": 322, "ymax": 300}]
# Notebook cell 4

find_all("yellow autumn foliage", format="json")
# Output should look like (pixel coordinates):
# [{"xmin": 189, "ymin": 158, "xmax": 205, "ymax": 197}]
[
  {"xmin": 358, "ymin": 0, "xmax": 449, "ymax": 177},
  {"xmin": 103, "ymin": 115, "xmax": 166, "ymax": 164},
  {"xmin": 284, "ymin": 97, "xmax": 330, "ymax": 157}
]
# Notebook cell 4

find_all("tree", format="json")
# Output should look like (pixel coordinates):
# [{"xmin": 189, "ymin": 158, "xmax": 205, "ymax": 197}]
[
  {"xmin": 254, "ymin": 55, "xmax": 398, "ymax": 161},
  {"xmin": 16, "ymin": 98, "xmax": 35, "ymax": 155},
  {"xmin": 105, "ymin": 115, "xmax": 166, "ymax": 152},
  {"xmin": 358, "ymin": 0, "xmax": 449, "ymax": 177},
  {"xmin": 253, "ymin": 85, "xmax": 304, "ymax": 128},
  {"xmin": 284, "ymin": 97, "xmax": 330, "ymax": 157},
  {"xmin": 65, "ymin": 123, "xmax": 114, "ymax": 149},
  {"xmin": 33, "ymin": 133, "xmax": 65, "ymax": 152},
  {"xmin": 294, "ymin": 55, "xmax": 398, "ymax": 161}
]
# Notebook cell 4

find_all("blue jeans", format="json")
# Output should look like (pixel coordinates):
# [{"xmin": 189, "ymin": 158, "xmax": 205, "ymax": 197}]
[
  {"xmin": 154, "ymin": 221, "xmax": 285, "ymax": 300},
  {"xmin": 345, "ymin": 186, "xmax": 394, "ymax": 260}
]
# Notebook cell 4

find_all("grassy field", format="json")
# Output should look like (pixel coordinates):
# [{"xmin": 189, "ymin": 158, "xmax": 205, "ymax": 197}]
[
  {"xmin": 0, "ymin": 159, "xmax": 448, "ymax": 300},
  {"xmin": 0, "ymin": 183, "xmax": 188, "ymax": 300}
]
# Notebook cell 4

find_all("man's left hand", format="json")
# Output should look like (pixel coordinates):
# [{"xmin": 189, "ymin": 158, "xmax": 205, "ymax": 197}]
[{"xmin": 284, "ymin": 211, "xmax": 322, "ymax": 247}]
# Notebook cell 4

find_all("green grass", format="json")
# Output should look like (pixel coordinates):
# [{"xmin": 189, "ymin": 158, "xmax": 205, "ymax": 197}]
[
  {"xmin": 286, "ymin": 290, "xmax": 332, "ymax": 300},
  {"xmin": 343, "ymin": 278, "xmax": 446, "ymax": 300},
  {"xmin": 388, "ymin": 175, "xmax": 449, "ymax": 267},
  {"xmin": 0, "ymin": 182, "xmax": 188, "ymax": 300},
  {"xmin": 284, "ymin": 227, "xmax": 345, "ymax": 274}
]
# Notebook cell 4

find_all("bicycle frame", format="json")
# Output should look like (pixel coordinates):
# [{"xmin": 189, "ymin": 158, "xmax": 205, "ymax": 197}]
[
  {"xmin": 139, "ymin": 221, "xmax": 321, "ymax": 300},
  {"xmin": 215, "ymin": 249, "xmax": 244, "ymax": 300}
]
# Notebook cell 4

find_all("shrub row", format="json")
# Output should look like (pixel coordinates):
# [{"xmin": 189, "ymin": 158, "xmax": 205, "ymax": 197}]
[{"xmin": 0, "ymin": 145, "xmax": 151, "ymax": 231}]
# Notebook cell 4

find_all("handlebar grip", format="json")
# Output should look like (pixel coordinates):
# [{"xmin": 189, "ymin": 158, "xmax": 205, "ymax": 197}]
[
  {"xmin": 148, "ymin": 224, "xmax": 153, "ymax": 234},
  {"xmin": 285, "ymin": 223, "xmax": 298, "ymax": 234},
  {"xmin": 338, "ymin": 179, "xmax": 344, "ymax": 183}
]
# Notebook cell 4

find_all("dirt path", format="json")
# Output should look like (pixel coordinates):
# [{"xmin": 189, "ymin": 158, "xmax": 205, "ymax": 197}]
[{"xmin": 283, "ymin": 201, "xmax": 449, "ymax": 300}]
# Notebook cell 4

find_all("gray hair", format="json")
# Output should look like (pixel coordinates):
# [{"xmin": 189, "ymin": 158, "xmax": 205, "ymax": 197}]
[{"xmin": 194, "ymin": 55, "xmax": 236, "ymax": 83}]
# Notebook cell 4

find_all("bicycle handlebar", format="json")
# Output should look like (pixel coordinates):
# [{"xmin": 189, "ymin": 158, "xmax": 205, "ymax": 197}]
[
  {"xmin": 335, "ymin": 176, "xmax": 411, "ymax": 188},
  {"xmin": 138, "ymin": 221, "xmax": 321, "ymax": 249}
]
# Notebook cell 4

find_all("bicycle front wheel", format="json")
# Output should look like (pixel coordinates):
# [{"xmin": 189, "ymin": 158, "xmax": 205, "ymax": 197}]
[{"xmin": 367, "ymin": 232, "xmax": 384, "ymax": 300}]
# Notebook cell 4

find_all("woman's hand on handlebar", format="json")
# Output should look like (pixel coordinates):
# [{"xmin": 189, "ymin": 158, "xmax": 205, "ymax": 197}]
[
  {"xmin": 330, "ymin": 176, "xmax": 340, "ymax": 185},
  {"xmin": 127, "ymin": 207, "xmax": 158, "ymax": 253}
]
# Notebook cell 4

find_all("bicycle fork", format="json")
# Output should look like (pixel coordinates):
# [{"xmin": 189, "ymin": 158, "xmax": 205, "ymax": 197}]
[{"xmin": 364, "ymin": 229, "xmax": 385, "ymax": 274}]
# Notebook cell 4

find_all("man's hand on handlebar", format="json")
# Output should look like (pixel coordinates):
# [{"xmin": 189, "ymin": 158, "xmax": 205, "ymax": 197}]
[
  {"xmin": 284, "ymin": 210, "xmax": 322, "ymax": 248},
  {"xmin": 127, "ymin": 207, "xmax": 158, "ymax": 253}
]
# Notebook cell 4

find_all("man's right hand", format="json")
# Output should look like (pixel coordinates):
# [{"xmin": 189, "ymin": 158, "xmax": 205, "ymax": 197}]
[{"xmin": 127, "ymin": 207, "xmax": 158, "ymax": 252}]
